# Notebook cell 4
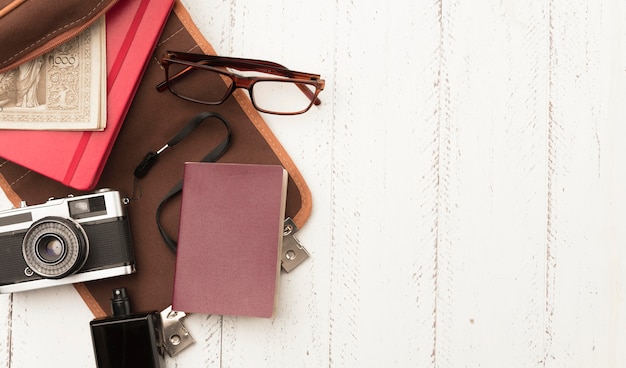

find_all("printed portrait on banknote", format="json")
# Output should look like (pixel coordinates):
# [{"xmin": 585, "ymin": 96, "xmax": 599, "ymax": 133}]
[{"xmin": 0, "ymin": 18, "xmax": 106, "ymax": 131}]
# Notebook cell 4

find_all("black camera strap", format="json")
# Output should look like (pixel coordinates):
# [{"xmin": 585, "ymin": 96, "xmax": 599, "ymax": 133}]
[{"xmin": 132, "ymin": 111, "xmax": 232, "ymax": 253}]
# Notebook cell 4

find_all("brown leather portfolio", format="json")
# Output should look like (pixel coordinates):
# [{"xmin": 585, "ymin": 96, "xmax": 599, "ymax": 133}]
[{"xmin": 0, "ymin": 1, "xmax": 311, "ymax": 317}]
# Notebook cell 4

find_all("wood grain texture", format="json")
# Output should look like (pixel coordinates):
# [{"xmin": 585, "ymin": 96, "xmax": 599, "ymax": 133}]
[
  {"xmin": 0, "ymin": 294, "xmax": 10, "ymax": 368},
  {"xmin": 327, "ymin": 0, "xmax": 441, "ymax": 366},
  {"xmin": 546, "ymin": 1, "xmax": 626, "ymax": 367},
  {"xmin": 171, "ymin": 314, "xmax": 223, "ymax": 367},
  {"xmin": 8, "ymin": 286, "xmax": 95, "ymax": 366},
  {"xmin": 2, "ymin": 0, "xmax": 626, "ymax": 367},
  {"xmin": 435, "ymin": 1, "xmax": 550, "ymax": 367}
]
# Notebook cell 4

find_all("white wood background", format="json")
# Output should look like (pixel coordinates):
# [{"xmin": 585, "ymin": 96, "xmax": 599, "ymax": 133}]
[{"xmin": 1, "ymin": 0, "xmax": 626, "ymax": 366}]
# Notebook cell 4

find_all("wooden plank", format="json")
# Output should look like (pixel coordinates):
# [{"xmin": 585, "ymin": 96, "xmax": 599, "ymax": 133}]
[
  {"xmin": 545, "ymin": 1, "xmax": 626, "ymax": 366},
  {"xmin": 600, "ymin": 3, "xmax": 626, "ymax": 362},
  {"xmin": 8, "ymin": 286, "xmax": 95, "ymax": 366},
  {"xmin": 173, "ymin": 314, "xmax": 223, "ymax": 367},
  {"xmin": 327, "ymin": 1, "xmax": 441, "ymax": 366},
  {"xmin": 435, "ymin": 1, "xmax": 549, "ymax": 367},
  {"xmin": 0, "ymin": 294, "xmax": 10, "ymax": 368}
]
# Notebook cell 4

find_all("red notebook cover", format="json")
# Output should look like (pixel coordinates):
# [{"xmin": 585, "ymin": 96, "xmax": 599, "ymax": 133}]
[
  {"xmin": 172, "ymin": 163, "xmax": 288, "ymax": 318},
  {"xmin": 0, "ymin": 0, "xmax": 174, "ymax": 191}
]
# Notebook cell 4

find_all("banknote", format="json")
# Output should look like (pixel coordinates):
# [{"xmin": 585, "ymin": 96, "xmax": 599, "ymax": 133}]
[{"xmin": 0, "ymin": 18, "xmax": 106, "ymax": 131}]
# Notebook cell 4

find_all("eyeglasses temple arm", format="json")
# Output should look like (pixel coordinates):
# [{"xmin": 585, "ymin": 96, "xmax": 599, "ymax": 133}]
[
  {"xmin": 294, "ymin": 82, "xmax": 321, "ymax": 106},
  {"xmin": 156, "ymin": 79, "xmax": 168, "ymax": 92},
  {"xmin": 155, "ymin": 63, "xmax": 194, "ymax": 92},
  {"xmin": 157, "ymin": 54, "xmax": 323, "ymax": 105},
  {"xmin": 164, "ymin": 51, "xmax": 320, "ymax": 79}
]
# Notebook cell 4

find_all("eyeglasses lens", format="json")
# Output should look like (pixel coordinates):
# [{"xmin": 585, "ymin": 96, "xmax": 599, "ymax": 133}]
[
  {"xmin": 251, "ymin": 80, "xmax": 316, "ymax": 114},
  {"xmin": 166, "ymin": 63, "xmax": 233, "ymax": 104}
]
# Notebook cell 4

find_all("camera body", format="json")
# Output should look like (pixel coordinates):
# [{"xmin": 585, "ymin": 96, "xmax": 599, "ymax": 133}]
[{"xmin": 0, "ymin": 189, "xmax": 135, "ymax": 293}]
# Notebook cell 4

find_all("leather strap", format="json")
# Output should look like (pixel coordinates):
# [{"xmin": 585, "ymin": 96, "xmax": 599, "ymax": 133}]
[{"xmin": 132, "ymin": 112, "xmax": 232, "ymax": 253}]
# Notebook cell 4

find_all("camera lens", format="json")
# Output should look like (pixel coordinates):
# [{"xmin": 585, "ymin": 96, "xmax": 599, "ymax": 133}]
[
  {"xmin": 22, "ymin": 217, "xmax": 89, "ymax": 279},
  {"xmin": 35, "ymin": 234, "xmax": 66, "ymax": 263}
]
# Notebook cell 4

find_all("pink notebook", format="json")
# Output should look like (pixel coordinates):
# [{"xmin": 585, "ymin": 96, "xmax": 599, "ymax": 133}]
[
  {"xmin": 0, "ymin": 0, "xmax": 174, "ymax": 190},
  {"xmin": 173, "ymin": 163, "xmax": 288, "ymax": 318}
]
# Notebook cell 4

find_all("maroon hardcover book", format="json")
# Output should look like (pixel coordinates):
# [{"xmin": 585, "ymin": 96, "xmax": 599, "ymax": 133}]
[{"xmin": 172, "ymin": 162, "xmax": 288, "ymax": 318}]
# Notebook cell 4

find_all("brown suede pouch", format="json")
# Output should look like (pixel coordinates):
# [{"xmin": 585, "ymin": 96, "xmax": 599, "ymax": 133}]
[
  {"xmin": 0, "ymin": 0, "xmax": 118, "ymax": 74},
  {"xmin": 0, "ymin": 1, "xmax": 311, "ymax": 316}
]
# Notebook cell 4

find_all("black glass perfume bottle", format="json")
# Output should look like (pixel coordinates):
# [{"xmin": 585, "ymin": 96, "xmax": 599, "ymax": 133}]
[{"xmin": 89, "ymin": 288, "xmax": 164, "ymax": 368}]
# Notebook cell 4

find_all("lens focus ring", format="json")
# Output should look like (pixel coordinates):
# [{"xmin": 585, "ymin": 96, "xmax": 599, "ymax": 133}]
[{"xmin": 22, "ymin": 217, "xmax": 89, "ymax": 279}]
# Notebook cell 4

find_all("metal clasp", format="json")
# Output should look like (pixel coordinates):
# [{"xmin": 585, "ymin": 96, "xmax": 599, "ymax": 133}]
[
  {"xmin": 160, "ymin": 306, "xmax": 195, "ymax": 357},
  {"xmin": 281, "ymin": 218, "xmax": 310, "ymax": 272}
]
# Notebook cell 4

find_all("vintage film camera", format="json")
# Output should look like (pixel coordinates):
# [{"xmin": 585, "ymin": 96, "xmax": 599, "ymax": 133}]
[{"xmin": 0, "ymin": 189, "xmax": 135, "ymax": 293}]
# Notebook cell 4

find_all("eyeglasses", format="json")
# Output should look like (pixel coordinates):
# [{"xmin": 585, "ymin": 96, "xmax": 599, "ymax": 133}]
[{"xmin": 157, "ymin": 51, "xmax": 325, "ymax": 115}]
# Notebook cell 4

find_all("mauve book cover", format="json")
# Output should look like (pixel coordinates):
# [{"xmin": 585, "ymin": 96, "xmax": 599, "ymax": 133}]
[{"xmin": 172, "ymin": 162, "xmax": 287, "ymax": 318}]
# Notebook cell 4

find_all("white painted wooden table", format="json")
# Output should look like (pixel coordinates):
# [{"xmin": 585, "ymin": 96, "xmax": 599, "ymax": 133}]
[{"xmin": 2, "ymin": 0, "xmax": 626, "ymax": 366}]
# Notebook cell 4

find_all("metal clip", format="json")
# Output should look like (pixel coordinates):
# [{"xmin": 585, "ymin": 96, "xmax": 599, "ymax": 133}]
[
  {"xmin": 281, "ymin": 218, "xmax": 310, "ymax": 272},
  {"xmin": 160, "ymin": 306, "xmax": 195, "ymax": 357}
]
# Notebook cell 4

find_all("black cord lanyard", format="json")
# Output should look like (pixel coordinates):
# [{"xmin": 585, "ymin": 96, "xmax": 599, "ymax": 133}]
[{"xmin": 132, "ymin": 112, "xmax": 232, "ymax": 253}]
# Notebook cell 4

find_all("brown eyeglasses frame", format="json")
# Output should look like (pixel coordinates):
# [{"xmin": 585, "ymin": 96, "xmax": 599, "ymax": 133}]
[{"xmin": 157, "ymin": 51, "xmax": 325, "ymax": 115}]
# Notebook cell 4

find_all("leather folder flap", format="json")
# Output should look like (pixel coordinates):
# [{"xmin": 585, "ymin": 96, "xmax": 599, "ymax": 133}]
[{"xmin": 0, "ymin": 0, "xmax": 119, "ymax": 74}]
